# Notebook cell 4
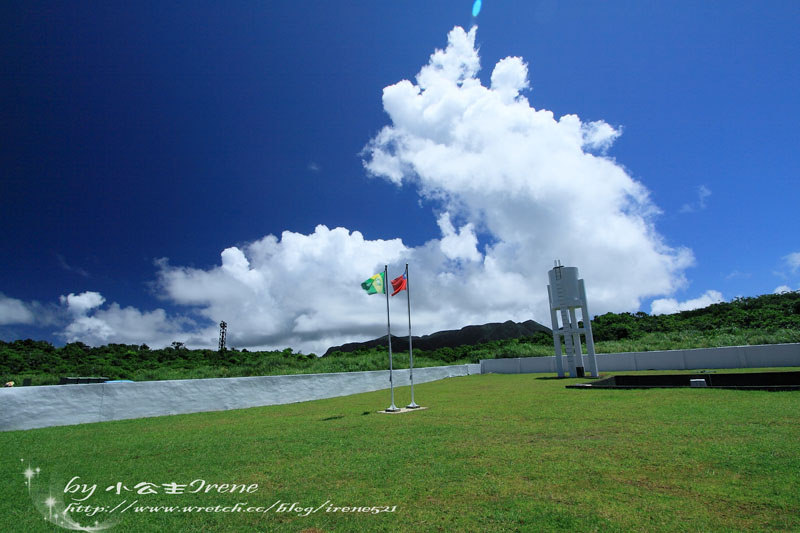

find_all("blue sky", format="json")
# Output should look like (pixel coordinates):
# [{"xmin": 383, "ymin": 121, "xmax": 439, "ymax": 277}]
[{"xmin": 1, "ymin": 1, "xmax": 798, "ymax": 352}]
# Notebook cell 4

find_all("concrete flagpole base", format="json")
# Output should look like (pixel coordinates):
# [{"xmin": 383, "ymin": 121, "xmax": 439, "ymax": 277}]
[{"xmin": 379, "ymin": 406, "xmax": 428, "ymax": 414}]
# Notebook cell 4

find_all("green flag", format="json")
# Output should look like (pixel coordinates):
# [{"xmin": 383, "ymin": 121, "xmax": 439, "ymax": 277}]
[{"xmin": 361, "ymin": 272, "xmax": 385, "ymax": 295}]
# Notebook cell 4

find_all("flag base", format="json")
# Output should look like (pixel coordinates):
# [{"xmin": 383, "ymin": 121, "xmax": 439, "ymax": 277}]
[
  {"xmin": 378, "ymin": 406, "xmax": 428, "ymax": 414},
  {"xmin": 406, "ymin": 402, "xmax": 421, "ymax": 409},
  {"xmin": 385, "ymin": 404, "xmax": 400, "ymax": 412}
]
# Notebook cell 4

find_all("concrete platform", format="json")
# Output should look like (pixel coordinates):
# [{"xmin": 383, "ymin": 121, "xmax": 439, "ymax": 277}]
[{"xmin": 377, "ymin": 406, "xmax": 429, "ymax": 414}]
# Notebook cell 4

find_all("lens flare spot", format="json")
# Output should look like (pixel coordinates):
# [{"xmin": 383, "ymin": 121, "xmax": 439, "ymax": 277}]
[{"xmin": 472, "ymin": 0, "xmax": 482, "ymax": 17}]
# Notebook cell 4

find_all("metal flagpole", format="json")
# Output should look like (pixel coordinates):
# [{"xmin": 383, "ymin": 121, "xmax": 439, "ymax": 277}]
[
  {"xmin": 384, "ymin": 265, "xmax": 399, "ymax": 412},
  {"xmin": 406, "ymin": 263, "xmax": 419, "ymax": 408}
]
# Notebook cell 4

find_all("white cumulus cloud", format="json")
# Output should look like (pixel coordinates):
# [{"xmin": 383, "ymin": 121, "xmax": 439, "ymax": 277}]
[
  {"xmin": 650, "ymin": 290, "xmax": 724, "ymax": 315},
  {"xmin": 155, "ymin": 225, "xmax": 408, "ymax": 351},
  {"xmin": 437, "ymin": 213, "xmax": 482, "ymax": 262},
  {"xmin": 364, "ymin": 26, "xmax": 692, "ymax": 320},
  {"xmin": 581, "ymin": 121, "xmax": 622, "ymax": 153},
  {"xmin": 0, "ymin": 293, "xmax": 36, "ymax": 325},
  {"xmin": 59, "ymin": 291, "xmax": 106, "ymax": 316},
  {"xmin": 61, "ymin": 303, "xmax": 190, "ymax": 347}
]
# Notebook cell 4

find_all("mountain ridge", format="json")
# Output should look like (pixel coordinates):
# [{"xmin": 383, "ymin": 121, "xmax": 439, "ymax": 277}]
[{"xmin": 323, "ymin": 319, "xmax": 551, "ymax": 356}]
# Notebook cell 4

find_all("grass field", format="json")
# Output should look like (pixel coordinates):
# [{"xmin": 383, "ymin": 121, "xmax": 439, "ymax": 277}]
[{"xmin": 3, "ymin": 370, "xmax": 800, "ymax": 532}]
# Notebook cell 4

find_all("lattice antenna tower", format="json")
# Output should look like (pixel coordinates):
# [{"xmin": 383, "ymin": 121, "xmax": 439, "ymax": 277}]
[{"xmin": 218, "ymin": 321, "xmax": 227, "ymax": 352}]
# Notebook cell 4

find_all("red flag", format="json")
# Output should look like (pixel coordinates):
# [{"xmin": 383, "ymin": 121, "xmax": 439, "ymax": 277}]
[{"xmin": 391, "ymin": 273, "xmax": 407, "ymax": 296}]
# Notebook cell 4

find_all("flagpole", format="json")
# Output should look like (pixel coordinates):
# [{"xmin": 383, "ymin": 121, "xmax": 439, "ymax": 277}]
[
  {"xmin": 385, "ymin": 265, "xmax": 398, "ymax": 412},
  {"xmin": 403, "ymin": 264, "xmax": 418, "ymax": 408}
]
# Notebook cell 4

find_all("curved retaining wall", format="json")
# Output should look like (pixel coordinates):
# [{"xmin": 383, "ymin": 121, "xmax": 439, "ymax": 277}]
[
  {"xmin": 0, "ymin": 364, "xmax": 482, "ymax": 432},
  {"xmin": 480, "ymin": 343, "xmax": 800, "ymax": 374}
]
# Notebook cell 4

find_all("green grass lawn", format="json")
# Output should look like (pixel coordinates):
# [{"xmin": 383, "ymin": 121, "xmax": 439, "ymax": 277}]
[{"xmin": 2, "ymin": 370, "xmax": 799, "ymax": 532}]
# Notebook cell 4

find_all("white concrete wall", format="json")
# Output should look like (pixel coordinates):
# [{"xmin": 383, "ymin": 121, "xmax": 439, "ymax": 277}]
[
  {"xmin": 481, "ymin": 343, "xmax": 800, "ymax": 374},
  {"xmin": 6, "ymin": 344, "xmax": 795, "ymax": 432},
  {"xmin": 0, "ymin": 364, "xmax": 480, "ymax": 432}
]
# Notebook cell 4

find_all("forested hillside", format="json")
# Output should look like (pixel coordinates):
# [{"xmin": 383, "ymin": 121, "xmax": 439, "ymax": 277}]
[
  {"xmin": 2, "ymin": 292, "xmax": 798, "ymax": 385},
  {"xmin": 591, "ymin": 292, "xmax": 800, "ymax": 341}
]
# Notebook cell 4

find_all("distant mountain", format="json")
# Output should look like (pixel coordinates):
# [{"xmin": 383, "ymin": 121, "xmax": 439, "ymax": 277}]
[{"xmin": 323, "ymin": 319, "xmax": 552, "ymax": 356}]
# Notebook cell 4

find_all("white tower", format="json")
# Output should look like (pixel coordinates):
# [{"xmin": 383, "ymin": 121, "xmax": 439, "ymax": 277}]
[{"xmin": 547, "ymin": 261, "xmax": 599, "ymax": 378}]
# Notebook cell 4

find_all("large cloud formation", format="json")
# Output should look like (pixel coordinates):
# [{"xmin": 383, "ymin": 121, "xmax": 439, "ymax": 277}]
[
  {"xmin": 362, "ymin": 28, "xmax": 693, "ymax": 318},
  {"xmin": 158, "ymin": 25, "xmax": 690, "ymax": 353},
  {"xmin": 7, "ymin": 27, "xmax": 705, "ymax": 353},
  {"xmin": 155, "ymin": 226, "xmax": 408, "ymax": 351}
]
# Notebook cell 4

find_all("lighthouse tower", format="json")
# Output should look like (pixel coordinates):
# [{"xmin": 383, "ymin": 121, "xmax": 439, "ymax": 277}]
[{"xmin": 547, "ymin": 261, "xmax": 599, "ymax": 378}]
